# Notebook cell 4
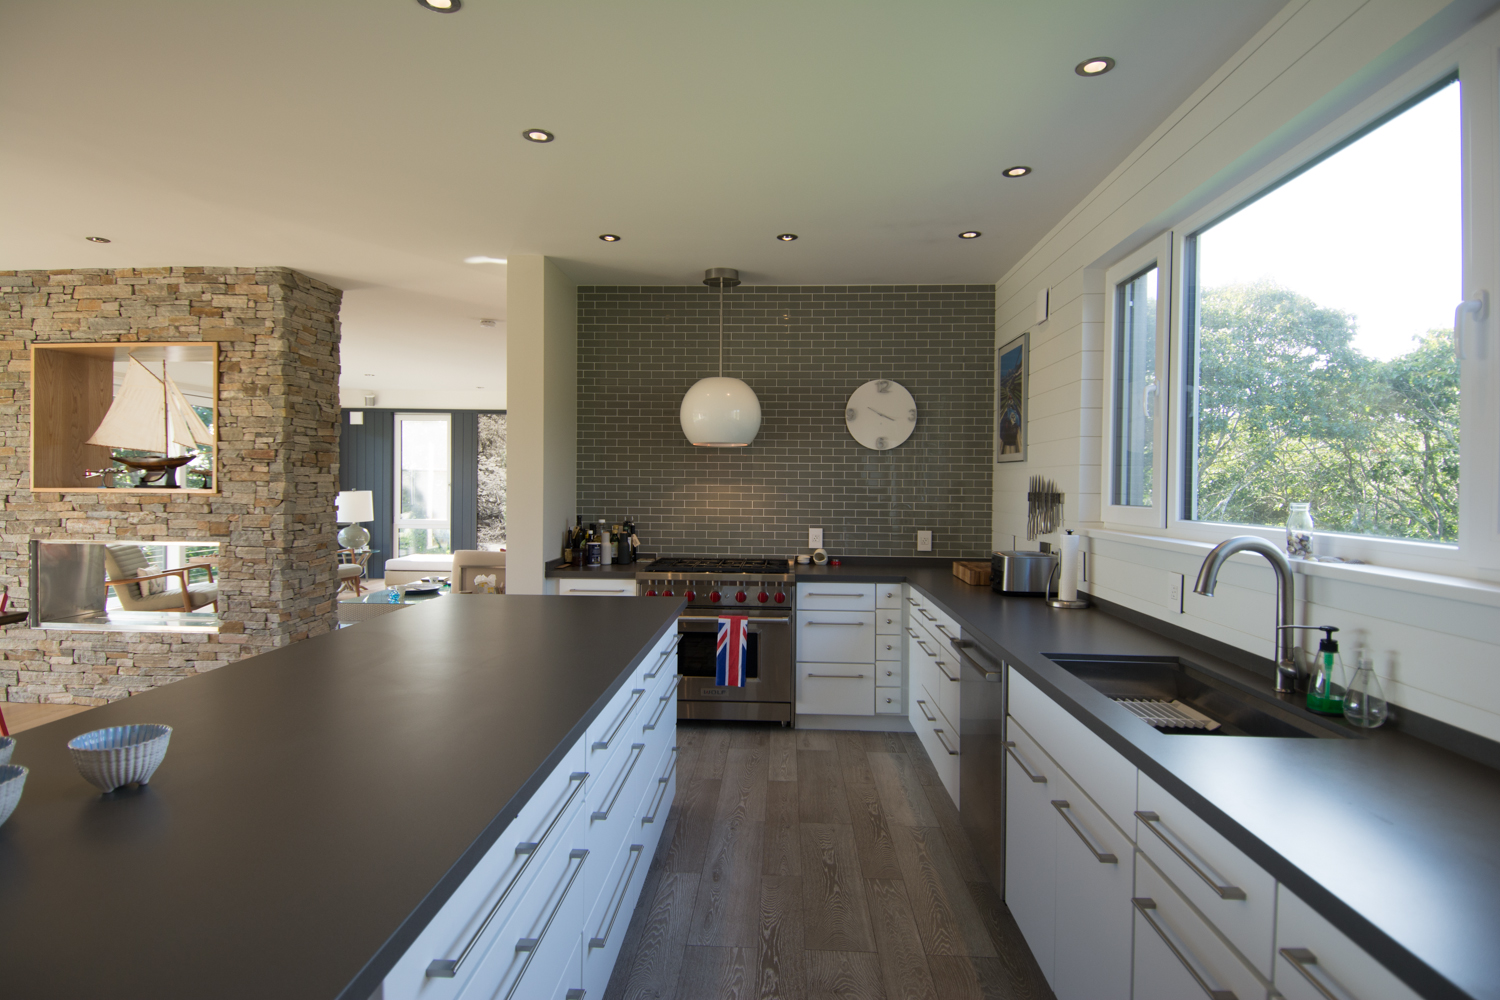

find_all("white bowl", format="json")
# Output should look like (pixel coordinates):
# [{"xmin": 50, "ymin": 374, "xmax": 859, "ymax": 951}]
[
  {"xmin": 0, "ymin": 735, "xmax": 13, "ymax": 766},
  {"xmin": 67, "ymin": 724, "xmax": 173, "ymax": 793},
  {"xmin": 0, "ymin": 764, "xmax": 26, "ymax": 828}
]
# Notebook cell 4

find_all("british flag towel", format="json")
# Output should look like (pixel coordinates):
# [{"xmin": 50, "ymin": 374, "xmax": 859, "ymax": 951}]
[{"xmin": 716, "ymin": 615, "xmax": 749, "ymax": 687}]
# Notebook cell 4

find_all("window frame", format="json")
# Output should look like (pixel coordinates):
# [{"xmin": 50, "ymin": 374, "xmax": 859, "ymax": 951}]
[
  {"xmin": 392, "ymin": 411, "xmax": 453, "ymax": 556},
  {"xmin": 1098, "ymin": 15, "xmax": 1500, "ymax": 579},
  {"xmin": 1101, "ymin": 232, "xmax": 1173, "ymax": 529}
]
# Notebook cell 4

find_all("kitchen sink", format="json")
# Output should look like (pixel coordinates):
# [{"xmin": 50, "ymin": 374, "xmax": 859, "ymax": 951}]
[{"xmin": 1045, "ymin": 654, "xmax": 1353, "ymax": 739}]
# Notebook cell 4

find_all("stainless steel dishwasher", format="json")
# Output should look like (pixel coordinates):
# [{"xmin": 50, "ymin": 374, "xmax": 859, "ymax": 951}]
[{"xmin": 952, "ymin": 633, "xmax": 1008, "ymax": 893}]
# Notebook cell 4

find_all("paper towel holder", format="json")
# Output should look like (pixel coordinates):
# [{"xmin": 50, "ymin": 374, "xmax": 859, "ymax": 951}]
[{"xmin": 1045, "ymin": 532, "xmax": 1089, "ymax": 610}]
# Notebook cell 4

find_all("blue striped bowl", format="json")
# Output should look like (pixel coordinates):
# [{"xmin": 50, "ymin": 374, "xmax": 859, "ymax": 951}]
[
  {"xmin": 67, "ymin": 724, "xmax": 173, "ymax": 793},
  {"xmin": 0, "ymin": 764, "xmax": 26, "ymax": 828},
  {"xmin": 0, "ymin": 736, "xmax": 13, "ymax": 766}
]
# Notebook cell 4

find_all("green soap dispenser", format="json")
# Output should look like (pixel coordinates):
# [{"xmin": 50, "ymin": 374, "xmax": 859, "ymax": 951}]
[{"xmin": 1306, "ymin": 626, "xmax": 1347, "ymax": 715}]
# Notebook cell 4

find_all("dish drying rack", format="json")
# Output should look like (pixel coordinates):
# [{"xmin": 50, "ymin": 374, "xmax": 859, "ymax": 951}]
[{"xmin": 1114, "ymin": 698, "xmax": 1221, "ymax": 732}]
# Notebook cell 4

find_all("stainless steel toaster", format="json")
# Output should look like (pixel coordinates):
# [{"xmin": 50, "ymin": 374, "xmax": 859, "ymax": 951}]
[{"xmin": 990, "ymin": 550, "xmax": 1057, "ymax": 595}]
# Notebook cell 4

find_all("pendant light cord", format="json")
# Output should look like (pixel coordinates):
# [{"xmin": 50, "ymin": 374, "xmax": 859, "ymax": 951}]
[{"xmin": 718, "ymin": 282, "xmax": 725, "ymax": 378}]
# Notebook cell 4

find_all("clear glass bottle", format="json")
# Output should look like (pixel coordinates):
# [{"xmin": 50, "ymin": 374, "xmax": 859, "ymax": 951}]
[
  {"xmin": 1286, "ymin": 502, "xmax": 1314, "ymax": 559},
  {"xmin": 1344, "ymin": 651, "xmax": 1389, "ymax": 728}
]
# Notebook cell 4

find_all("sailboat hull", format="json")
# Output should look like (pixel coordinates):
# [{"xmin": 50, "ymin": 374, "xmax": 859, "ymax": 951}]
[{"xmin": 113, "ymin": 453, "xmax": 194, "ymax": 488}]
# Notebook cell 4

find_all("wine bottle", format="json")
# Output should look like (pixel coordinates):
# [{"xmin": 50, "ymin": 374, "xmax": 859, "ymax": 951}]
[
  {"xmin": 570, "ymin": 515, "xmax": 585, "ymax": 567},
  {"xmin": 621, "ymin": 517, "xmax": 636, "ymax": 564},
  {"xmin": 585, "ymin": 522, "xmax": 602, "ymax": 567}
]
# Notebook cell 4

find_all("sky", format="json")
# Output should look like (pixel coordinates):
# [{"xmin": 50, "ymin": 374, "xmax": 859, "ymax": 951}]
[{"xmin": 1197, "ymin": 80, "xmax": 1460, "ymax": 362}]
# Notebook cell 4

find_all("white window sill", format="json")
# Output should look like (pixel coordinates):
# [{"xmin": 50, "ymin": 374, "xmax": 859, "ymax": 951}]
[{"xmin": 1084, "ymin": 527, "xmax": 1500, "ymax": 611}]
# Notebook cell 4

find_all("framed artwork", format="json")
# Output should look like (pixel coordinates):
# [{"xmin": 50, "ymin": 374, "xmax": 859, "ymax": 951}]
[{"xmin": 996, "ymin": 332, "xmax": 1028, "ymax": 463}]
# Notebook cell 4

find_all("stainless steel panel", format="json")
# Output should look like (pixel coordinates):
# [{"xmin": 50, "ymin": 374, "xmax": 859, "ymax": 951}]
[
  {"xmin": 957, "ymin": 632, "xmax": 1008, "ymax": 892},
  {"xmin": 30, "ymin": 540, "xmax": 107, "ymax": 626}
]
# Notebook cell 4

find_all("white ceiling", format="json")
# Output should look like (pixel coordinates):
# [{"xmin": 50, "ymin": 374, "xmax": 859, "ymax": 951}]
[{"xmin": 0, "ymin": 0, "xmax": 1286, "ymax": 405}]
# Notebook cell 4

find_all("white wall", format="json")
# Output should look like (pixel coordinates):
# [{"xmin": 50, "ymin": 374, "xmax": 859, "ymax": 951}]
[
  {"xmin": 505, "ymin": 256, "xmax": 577, "ymax": 594},
  {"xmin": 993, "ymin": 0, "xmax": 1500, "ymax": 740}
]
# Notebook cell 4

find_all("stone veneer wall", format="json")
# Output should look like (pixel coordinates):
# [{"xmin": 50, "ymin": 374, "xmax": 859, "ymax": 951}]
[
  {"xmin": 577, "ymin": 285, "xmax": 994, "ymax": 557},
  {"xmin": 0, "ymin": 267, "xmax": 341, "ymax": 704}
]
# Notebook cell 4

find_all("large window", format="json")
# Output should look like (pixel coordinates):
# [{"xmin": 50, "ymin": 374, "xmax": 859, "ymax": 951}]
[
  {"xmin": 1183, "ymin": 80, "xmax": 1461, "ymax": 544},
  {"xmin": 395, "ymin": 412, "xmax": 452, "ymax": 557}
]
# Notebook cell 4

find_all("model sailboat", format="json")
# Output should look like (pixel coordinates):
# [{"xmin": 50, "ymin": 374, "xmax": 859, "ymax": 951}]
[{"xmin": 86, "ymin": 356, "xmax": 213, "ymax": 488}]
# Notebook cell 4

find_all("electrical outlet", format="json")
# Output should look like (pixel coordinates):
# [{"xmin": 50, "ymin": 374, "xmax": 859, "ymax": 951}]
[
  {"xmin": 1167, "ymin": 572, "xmax": 1184, "ymax": 614},
  {"xmin": 917, "ymin": 530, "xmax": 933, "ymax": 552},
  {"xmin": 808, "ymin": 528, "xmax": 823, "ymax": 548}
]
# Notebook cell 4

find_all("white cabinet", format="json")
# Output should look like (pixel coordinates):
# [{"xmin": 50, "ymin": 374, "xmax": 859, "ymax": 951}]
[
  {"xmin": 798, "ymin": 662, "xmax": 874, "ymax": 715},
  {"xmin": 906, "ymin": 588, "xmax": 959, "ymax": 803},
  {"xmin": 796, "ymin": 584, "xmax": 879, "ymax": 717},
  {"xmin": 1003, "ymin": 723, "xmax": 1056, "ymax": 975},
  {"xmin": 795, "ymin": 611, "xmax": 875, "ymax": 661},
  {"xmin": 557, "ymin": 578, "xmax": 637, "ymax": 596},
  {"xmin": 1133, "ymin": 856, "xmax": 1268, "ymax": 1000},
  {"xmin": 1274, "ymin": 886, "xmax": 1420, "ymax": 1000},
  {"xmin": 798, "ymin": 583, "xmax": 875, "ymax": 611},
  {"xmin": 1052, "ymin": 767, "xmax": 1133, "ymax": 1000}
]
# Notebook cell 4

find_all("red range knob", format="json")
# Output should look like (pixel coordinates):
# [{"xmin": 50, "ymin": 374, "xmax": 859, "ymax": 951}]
[
  {"xmin": 735, "ymin": 591, "xmax": 747, "ymax": 603},
  {"xmin": 710, "ymin": 591, "xmax": 721, "ymax": 603},
  {"xmin": 663, "ymin": 589, "xmax": 674, "ymax": 597},
  {"xmin": 646, "ymin": 589, "xmax": 657, "ymax": 597},
  {"xmin": 757, "ymin": 591, "xmax": 769, "ymax": 603},
  {"xmin": 774, "ymin": 591, "xmax": 785, "ymax": 604},
  {"xmin": 685, "ymin": 590, "xmax": 696, "ymax": 602}
]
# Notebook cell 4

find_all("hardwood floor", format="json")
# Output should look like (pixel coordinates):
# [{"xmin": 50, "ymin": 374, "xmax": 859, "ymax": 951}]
[
  {"xmin": 0, "ymin": 702, "xmax": 93, "ymax": 734},
  {"xmin": 605, "ymin": 722, "xmax": 1054, "ymax": 1000}
]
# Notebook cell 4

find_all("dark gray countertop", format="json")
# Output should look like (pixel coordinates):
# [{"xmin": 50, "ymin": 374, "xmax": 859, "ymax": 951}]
[
  {"xmin": 0, "ymin": 594, "xmax": 682, "ymax": 1000},
  {"xmin": 795, "ymin": 562, "xmax": 1499, "ymax": 1000}
]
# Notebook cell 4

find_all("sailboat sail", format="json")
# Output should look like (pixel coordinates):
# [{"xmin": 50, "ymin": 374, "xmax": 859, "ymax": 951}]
[{"xmin": 86, "ymin": 356, "xmax": 213, "ymax": 454}]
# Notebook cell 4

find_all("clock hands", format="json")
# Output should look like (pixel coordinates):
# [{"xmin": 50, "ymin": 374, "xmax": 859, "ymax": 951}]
[{"xmin": 867, "ymin": 406, "xmax": 896, "ymax": 421}]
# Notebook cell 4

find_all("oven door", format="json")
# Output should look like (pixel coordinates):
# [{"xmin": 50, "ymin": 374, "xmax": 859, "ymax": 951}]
[{"xmin": 676, "ymin": 613, "xmax": 793, "ymax": 705}]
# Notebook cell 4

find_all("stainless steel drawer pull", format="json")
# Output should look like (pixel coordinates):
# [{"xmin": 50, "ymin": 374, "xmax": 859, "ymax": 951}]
[
  {"xmin": 566, "ymin": 991, "xmax": 586, "ymax": 1000},
  {"xmin": 906, "ymin": 626, "xmax": 919, "ymax": 638},
  {"xmin": 934, "ymin": 659, "xmax": 958, "ymax": 683},
  {"xmin": 933, "ymin": 728, "xmax": 959, "ymax": 756},
  {"xmin": 1278, "ymin": 948, "xmax": 1346, "ymax": 1000},
  {"xmin": 805, "ymin": 620, "xmax": 865, "ymax": 627},
  {"xmin": 642, "ymin": 749, "xmax": 678, "ymax": 824},
  {"xmin": 594, "ymin": 689, "xmax": 646, "ymax": 750},
  {"xmin": 679, "ymin": 614, "xmax": 791, "ymax": 624},
  {"xmin": 1002, "ymin": 741, "xmax": 1046, "ymax": 783},
  {"xmin": 570, "ymin": 588, "xmax": 631, "ymax": 593},
  {"xmin": 915, "ymin": 638, "xmax": 935, "ymax": 657},
  {"xmin": 643, "ymin": 693, "xmax": 673, "ymax": 731},
  {"xmin": 907, "ymin": 597, "xmax": 919, "ymax": 606},
  {"xmin": 644, "ymin": 635, "xmax": 682, "ymax": 679},
  {"xmin": 918, "ymin": 608, "xmax": 937, "ymax": 621},
  {"xmin": 935, "ymin": 623, "xmax": 955, "ymax": 638},
  {"xmin": 593, "ymin": 744, "xmax": 646, "ymax": 821},
  {"xmin": 426, "ymin": 771, "xmax": 588, "ymax": 978},
  {"xmin": 1135, "ymin": 811, "xmax": 1246, "ymax": 900},
  {"xmin": 806, "ymin": 592, "xmax": 867, "ymax": 597},
  {"xmin": 1052, "ymin": 800, "xmax": 1118, "ymax": 863},
  {"xmin": 916, "ymin": 699, "xmax": 937, "ymax": 722},
  {"xmin": 807, "ymin": 672, "xmax": 866, "ymax": 679},
  {"xmin": 590, "ymin": 844, "xmax": 645, "ymax": 949},
  {"xmin": 1132, "ymin": 898, "xmax": 1237, "ymax": 1000},
  {"xmin": 951, "ymin": 642, "xmax": 1002, "ymax": 681},
  {"xmin": 506, "ymin": 849, "xmax": 589, "ymax": 1000}
]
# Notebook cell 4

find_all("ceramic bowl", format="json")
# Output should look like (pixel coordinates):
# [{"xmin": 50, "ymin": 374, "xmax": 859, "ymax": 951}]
[
  {"xmin": 0, "ymin": 764, "xmax": 27, "ymax": 828},
  {"xmin": 67, "ymin": 724, "xmax": 173, "ymax": 793},
  {"xmin": 0, "ymin": 735, "xmax": 13, "ymax": 766}
]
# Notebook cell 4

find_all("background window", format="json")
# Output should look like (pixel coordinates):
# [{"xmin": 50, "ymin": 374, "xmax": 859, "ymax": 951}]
[
  {"xmin": 1185, "ymin": 79, "xmax": 1460, "ymax": 542},
  {"xmin": 1114, "ymin": 265, "xmax": 1159, "ymax": 507},
  {"xmin": 395, "ymin": 413, "xmax": 452, "ymax": 556}
]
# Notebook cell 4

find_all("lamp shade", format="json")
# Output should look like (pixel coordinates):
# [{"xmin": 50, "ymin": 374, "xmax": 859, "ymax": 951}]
[
  {"xmin": 335, "ymin": 490, "xmax": 374, "ymax": 524},
  {"xmin": 680, "ymin": 377, "xmax": 761, "ymax": 446}
]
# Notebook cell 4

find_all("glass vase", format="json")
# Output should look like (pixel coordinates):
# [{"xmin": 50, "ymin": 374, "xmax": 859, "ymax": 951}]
[
  {"xmin": 1286, "ymin": 503, "xmax": 1314, "ymax": 559},
  {"xmin": 1344, "ymin": 654, "xmax": 1388, "ymax": 729}
]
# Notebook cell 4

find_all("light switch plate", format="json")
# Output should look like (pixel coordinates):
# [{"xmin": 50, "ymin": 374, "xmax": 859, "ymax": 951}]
[
  {"xmin": 1035, "ymin": 287, "xmax": 1050, "ymax": 324},
  {"xmin": 917, "ymin": 530, "xmax": 933, "ymax": 552},
  {"xmin": 808, "ymin": 528, "xmax": 823, "ymax": 548},
  {"xmin": 1167, "ymin": 572, "xmax": 1184, "ymax": 613}
]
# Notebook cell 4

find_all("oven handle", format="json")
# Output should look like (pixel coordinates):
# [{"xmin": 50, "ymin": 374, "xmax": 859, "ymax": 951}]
[{"xmin": 678, "ymin": 615, "xmax": 792, "ymax": 624}]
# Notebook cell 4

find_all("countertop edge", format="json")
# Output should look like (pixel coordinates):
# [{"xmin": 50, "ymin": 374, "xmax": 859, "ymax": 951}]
[{"xmin": 336, "ymin": 605, "xmax": 682, "ymax": 1000}]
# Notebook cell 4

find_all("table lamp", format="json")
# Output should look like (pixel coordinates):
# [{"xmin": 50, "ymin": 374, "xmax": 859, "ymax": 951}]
[{"xmin": 336, "ymin": 490, "xmax": 374, "ymax": 550}]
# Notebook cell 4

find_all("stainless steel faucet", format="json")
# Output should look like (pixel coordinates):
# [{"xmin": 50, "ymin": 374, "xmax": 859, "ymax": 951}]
[{"xmin": 1193, "ymin": 535, "xmax": 1300, "ymax": 694}]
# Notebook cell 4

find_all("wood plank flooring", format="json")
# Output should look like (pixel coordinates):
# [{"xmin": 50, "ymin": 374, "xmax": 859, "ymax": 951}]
[{"xmin": 605, "ymin": 723, "xmax": 1054, "ymax": 1000}]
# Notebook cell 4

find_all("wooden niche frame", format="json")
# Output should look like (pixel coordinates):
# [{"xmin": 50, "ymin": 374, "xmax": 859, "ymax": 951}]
[{"xmin": 31, "ymin": 342, "xmax": 219, "ymax": 493}]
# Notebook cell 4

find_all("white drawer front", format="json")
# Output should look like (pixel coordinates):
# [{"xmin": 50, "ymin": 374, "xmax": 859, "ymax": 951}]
[
  {"xmin": 1052, "ymin": 768, "xmax": 1134, "ymax": 1000},
  {"xmin": 797, "ymin": 583, "xmax": 875, "ymax": 611},
  {"xmin": 587, "ymin": 684, "xmax": 649, "ymax": 770},
  {"xmin": 1009, "ymin": 668, "xmax": 1137, "ymax": 836},
  {"xmin": 1132, "ymin": 855, "xmax": 1268, "ymax": 1000},
  {"xmin": 875, "ymin": 660, "xmax": 903, "ymax": 688},
  {"xmin": 876, "ymin": 584, "xmax": 904, "ymax": 609},
  {"xmin": 875, "ymin": 687, "xmax": 904, "ymax": 714},
  {"xmin": 583, "ymin": 836, "xmax": 650, "ymax": 1000},
  {"xmin": 1274, "ymin": 885, "xmax": 1420, "ymax": 1000},
  {"xmin": 558, "ymin": 578, "xmax": 637, "ymax": 596},
  {"xmin": 911, "ymin": 701, "xmax": 959, "ymax": 805},
  {"xmin": 796, "ymin": 611, "xmax": 874, "ymax": 662},
  {"xmin": 876, "ymin": 634, "xmax": 903, "ymax": 661},
  {"xmin": 931, "ymin": 650, "xmax": 960, "ymax": 730},
  {"xmin": 797, "ymin": 662, "xmax": 873, "ymax": 715},
  {"xmin": 875, "ymin": 609, "xmax": 903, "ymax": 635},
  {"xmin": 1137, "ymin": 772, "xmax": 1276, "ymax": 978}
]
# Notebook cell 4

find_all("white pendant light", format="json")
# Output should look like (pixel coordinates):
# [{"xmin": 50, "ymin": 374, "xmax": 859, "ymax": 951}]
[{"xmin": 681, "ymin": 268, "xmax": 761, "ymax": 446}]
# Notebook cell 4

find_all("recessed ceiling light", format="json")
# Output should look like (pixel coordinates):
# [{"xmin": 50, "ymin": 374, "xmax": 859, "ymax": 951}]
[
  {"xmin": 599, "ymin": 234, "xmax": 621, "ymax": 242},
  {"xmin": 1003, "ymin": 165, "xmax": 1032, "ymax": 178},
  {"xmin": 959, "ymin": 231, "xmax": 982, "ymax": 239},
  {"xmin": 86, "ymin": 236, "xmax": 111, "ymax": 243},
  {"xmin": 776, "ymin": 233, "xmax": 798, "ymax": 242},
  {"xmin": 479, "ymin": 318, "xmax": 498, "ymax": 328},
  {"xmin": 464, "ymin": 255, "xmax": 508, "ymax": 265},
  {"xmin": 363, "ymin": 373, "xmax": 375, "ymax": 377},
  {"xmin": 1075, "ymin": 56, "xmax": 1115, "ymax": 76},
  {"xmin": 416, "ymin": 0, "xmax": 460, "ymax": 11},
  {"xmin": 522, "ymin": 129, "xmax": 554, "ymax": 143}
]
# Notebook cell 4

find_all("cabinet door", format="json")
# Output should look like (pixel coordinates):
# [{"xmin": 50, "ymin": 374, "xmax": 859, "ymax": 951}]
[
  {"xmin": 1275, "ymin": 886, "xmax": 1420, "ymax": 1000},
  {"xmin": 1051, "ymin": 770, "xmax": 1133, "ymax": 1000},
  {"xmin": 1004, "ymin": 722, "xmax": 1056, "ymax": 985},
  {"xmin": 1132, "ymin": 857, "xmax": 1268, "ymax": 1000}
]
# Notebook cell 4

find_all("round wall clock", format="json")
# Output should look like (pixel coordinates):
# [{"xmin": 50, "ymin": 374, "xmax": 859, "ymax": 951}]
[{"xmin": 845, "ymin": 379, "xmax": 918, "ymax": 450}]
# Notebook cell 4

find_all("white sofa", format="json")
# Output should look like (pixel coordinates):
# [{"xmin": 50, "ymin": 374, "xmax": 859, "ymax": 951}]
[{"xmin": 382, "ymin": 554, "xmax": 454, "ymax": 586}]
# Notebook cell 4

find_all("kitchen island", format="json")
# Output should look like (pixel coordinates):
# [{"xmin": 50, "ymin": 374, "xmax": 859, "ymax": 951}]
[{"xmin": 0, "ymin": 594, "xmax": 683, "ymax": 1000}]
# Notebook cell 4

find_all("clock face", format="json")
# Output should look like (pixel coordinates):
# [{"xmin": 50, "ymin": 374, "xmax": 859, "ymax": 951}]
[{"xmin": 845, "ymin": 379, "xmax": 917, "ymax": 450}]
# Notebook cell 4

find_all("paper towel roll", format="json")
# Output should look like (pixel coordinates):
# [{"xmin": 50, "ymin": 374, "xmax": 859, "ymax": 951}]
[{"xmin": 1058, "ymin": 532, "xmax": 1080, "ymax": 602}]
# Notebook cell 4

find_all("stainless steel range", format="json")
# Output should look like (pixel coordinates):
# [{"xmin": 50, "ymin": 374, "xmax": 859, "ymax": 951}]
[{"xmin": 637, "ymin": 558, "xmax": 795, "ymax": 724}]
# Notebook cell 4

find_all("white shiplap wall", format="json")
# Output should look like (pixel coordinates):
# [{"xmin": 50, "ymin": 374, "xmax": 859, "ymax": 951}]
[{"xmin": 991, "ymin": 0, "xmax": 1500, "ymax": 740}]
